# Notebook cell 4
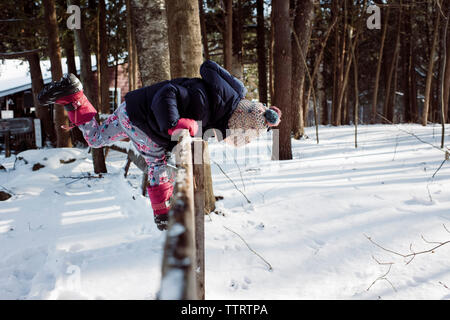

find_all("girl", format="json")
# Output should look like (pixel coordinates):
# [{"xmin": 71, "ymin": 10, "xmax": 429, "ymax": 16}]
[{"xmin": 38, "ymin": 60, "xmax": 281, "ymax": 230}]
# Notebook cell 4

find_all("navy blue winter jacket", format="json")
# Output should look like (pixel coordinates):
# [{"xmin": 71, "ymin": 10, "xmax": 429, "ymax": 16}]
[{"xmin": 124, "ymin": 60, "xmax": 247, "ymax": 151}]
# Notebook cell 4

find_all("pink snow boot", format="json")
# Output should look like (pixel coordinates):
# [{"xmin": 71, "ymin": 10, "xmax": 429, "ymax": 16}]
[
  {"xmin": 55, "ymin": 90, "xmax": 97, "ymax": 126},
  {"xmin": 147, "ymin": 182, "xmax": 174, "ymax": 231},
  {"xmin": 38, "ymin": 73, "xmax": 97, "ymax": 127}
]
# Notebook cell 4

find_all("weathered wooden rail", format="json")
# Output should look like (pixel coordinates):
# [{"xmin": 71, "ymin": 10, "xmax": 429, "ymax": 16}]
[
  {"xmin": 104, "ymin": 130, "xmax": 215, "ymax": 299},
  {"xmin": 158, "ymin": 130, "xmax": 215, "ymax": 300}
]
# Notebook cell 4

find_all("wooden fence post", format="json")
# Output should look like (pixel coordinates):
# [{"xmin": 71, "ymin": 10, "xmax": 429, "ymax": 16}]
[
  {"xmin": 192, "ymin": 138, "xmax": 205, "ymax": 300},
  {"xmin": 5, "ymin": 131, "xmax": 11, "ymax": 158},
  {"xmin": 159, "ymin": 130, "xmax": 197, "ymax": 300},
  {"xmin": 202, "ymin": 141, "xmax": 216, "ymax": 214}
]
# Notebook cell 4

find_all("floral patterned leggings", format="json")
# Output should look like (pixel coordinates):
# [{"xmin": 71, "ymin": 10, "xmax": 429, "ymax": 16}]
[{"xmin": 78, "ymin": 102, "xmax": 172, "ymax": 186}]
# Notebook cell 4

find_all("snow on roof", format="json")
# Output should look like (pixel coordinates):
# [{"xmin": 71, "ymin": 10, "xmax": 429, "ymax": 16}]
[{"xmin": 0, "ymin": 56, "xmax": 97, "ymax": 97}]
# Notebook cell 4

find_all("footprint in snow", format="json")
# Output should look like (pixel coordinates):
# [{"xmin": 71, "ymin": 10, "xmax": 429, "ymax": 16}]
[
  {"xmin": 230, "ymin": 279, "xmax": 239, "ymax": 290},
  {"xmin": 404, "ymin": 196, "xmax": 434, "ymax": 206},
  {"xmin": 307, "ymin": 238, "xmax": 325, "ymax": 255},
  {"xmin": 69, "ymin": 244, "xmax": 84, "ymax": 253},
  {"xmin": 230, "ymin": 277, "xmax": 252, "ymax": 290}
]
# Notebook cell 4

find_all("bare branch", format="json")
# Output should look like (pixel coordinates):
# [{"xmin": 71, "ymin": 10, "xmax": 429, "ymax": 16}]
[
  {"xmin": 367, "ymin": 261, "xmax": 397, "ymax": 293},
  {"xmin": 224, "ymin": 226, "xmax": 273, "ymax": 272},
  {"xmin": 0, "ymin": 49, "xmax": 40, "ymax": 59},
  {"xmin": 365, "ymin": 232, "xmax": 450, "ymax": 265},
  {"xmin": 213, "ymin": 160, "xmax": 251, "ymax": 204}
]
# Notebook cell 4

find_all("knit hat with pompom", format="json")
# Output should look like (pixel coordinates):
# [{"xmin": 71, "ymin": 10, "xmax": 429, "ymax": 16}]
[{"xmin": 224, "ymin": 99, "xmax": 282, "ymax": 147}]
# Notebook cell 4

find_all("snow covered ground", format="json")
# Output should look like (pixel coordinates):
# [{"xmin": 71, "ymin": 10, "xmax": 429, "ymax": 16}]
[{"xmin": 1, "ymin": 124, "xmax": 450, "ymax": 300}]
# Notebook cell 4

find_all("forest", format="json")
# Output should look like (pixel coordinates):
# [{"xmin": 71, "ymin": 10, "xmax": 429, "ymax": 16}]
[
  {"xmin": 1, "ymin": 0, "xmax": 450, "ymax": 302},
  {"xmin": 2, "ymin": 1, "xmax": 449, "ymax": 160}
]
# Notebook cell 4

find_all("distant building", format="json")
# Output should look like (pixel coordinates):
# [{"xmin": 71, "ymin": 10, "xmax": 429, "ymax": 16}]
[{"xmin": 0, "ymin": 56, "xmax": 136, "ymax": 119}]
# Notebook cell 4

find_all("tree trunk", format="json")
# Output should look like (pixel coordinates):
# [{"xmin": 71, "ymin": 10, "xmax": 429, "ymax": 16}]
[
  {"xmin": 231, "ymin": 0, "xmax": 243, "ymax": 79},
  {"xmin": 333, "ymin": 0, "xmax": 348, "ymax": 126},
  {"xmin": 272, "ymin": 0, "xmax": 292, "ymax": 160},
  {"xmin": 165, "ymin": 0, "xmax": 204, "ymax": 78},
  {"xmin": 318, "ymin": 62, "xmax": 327, "ymax": 125},
  {"xmin": 256, "ymin": 0, "xmax": 268, "ymax": 104},
  {"xmin": 291, "ymin": 0, "xmax": 315, "ymax": 140},
  {"xmin": 69, "ymin": 0, "xmax": 107, "ymax": 174},
  {"xmin": 371, "ymin": 6, "xmax": 390, "ymax": 124},
  {"xmin": 126, "ymin": 0, "xmax": 139, "ymax": 91},
  {"xmin": 223, "ymin": 0, "xmax": 233, "ymax": 71},
  {"xmin": 131, "ymin": 0, "xmax": 170, "ymax": 86},
  {"xmin": 384, "ymin": 6, "xmax": 402, "ymax": 123},
  {"xmin": 422, "ymin": 3, "xmax": 441, "ymax": 126},
  {"xmin": 27, "ymin": 53, "xmax": 56, "ymax": 146},
  {"xmin": 43, "ymin": 0, "xmax": 72, "ymax": 147},
  {"xmin": 198, "ymin": 0, "xmax": 210, "ymax": 60},
  {"xmin": 63, "ymin": 33, "xmax": 77, "ymax": 75},
  {"xmin": 98, "ymin": 0, "xmax": 110, "ymax": 114},
  {"xmin": 63, "ymin": 32, "xmax": 85, "ymax": 146},
  {"xmin": 331, "ymin": 1, "xmax": 340, "ymax": 126},
  {"xmin": 269, "ymin": 10, "xmax": 274, "ymax": 104},
  {"xmin": 114, "ymin": 54, "xmax": 119, "ymax": 110},
  {"xmin": 440, "ymin": 4, "xmax": 449, "ymax": 147},
  {"xmin": 443, "ymin": 2, "xmax": 450, "ymax": 123},
  {"xmin": 352, "ymin": 48, "xmax": 359, "ymax": 148},
  {"xmin": 402, "ymin": 5, "xmax": 412, "ymax": 123}
]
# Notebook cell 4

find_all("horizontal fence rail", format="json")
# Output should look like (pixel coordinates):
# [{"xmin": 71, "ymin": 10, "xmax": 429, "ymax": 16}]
[{"xmin": 158, "ymin": 130, "xmax": 215, "ymax": 300}]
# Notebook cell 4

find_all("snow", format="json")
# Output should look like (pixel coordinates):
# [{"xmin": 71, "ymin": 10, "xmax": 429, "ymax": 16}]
[{"xmin": 1, "ymin": 124, "xmax": 450, "ymax": 300}]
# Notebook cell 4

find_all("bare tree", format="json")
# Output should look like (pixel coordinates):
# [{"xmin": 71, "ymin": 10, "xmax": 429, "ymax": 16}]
[
  {"xmin": 256, "ymin": 0, "xmax": 268, "ymax": 104},
  {"xmin": 372, "ymin": 7, "xmax": 390, "ymax": 124},
  {"xmin": 422, "ymin": 1, "xmax": 441, "ymax": 126},
  {"xmin": 98, "ymin": 0, "xmax": 110, "ymax": 114},
  {"xmin": 401, "ymin": 2, "xmax": 418, "ymax": 123},
  {"xmin": 272, "ymin": 0, "xmax": 292, "ymax": 160},
  {"xmin": 231, "ymin": 0, "xmax": 243, "ymax": 79},
  {"xmin": 291, "ymin": 0, "xmax": 315, "ymax": 140},
  {"xmin": 126, "ymin": 0, "xmax": 139, "ymax": 91},
  {"xmin": 223, "ymin": 0, "xmax": 233, "ymax": 71},
  {"xmin": 443, "ymin": 2, "xmax": 450, "ymax": 123},
  {"xmin": 198, "ymin": 0, "xmax": 210, "ymax": 60},
  {"xmin": 42, "ymin": 0, "xmax": 72, "ymax": 147},
  {"xmin": 130, "ymin": 0, "xmax": 171, "ymax": 86},
  {"xmin": 165, "ymin": 0, "xmax": 203, "ymax": 78},
  {"xmin": 69, "ymin": 0, "xmax": 107, "ymax": 174},
  {"xmin": 27, "ymin": 53, "xmax": 57, "ymax": 147},
  {"xmin": 384, "ymin": 4, "xmax": 402, "ymax": 123}
]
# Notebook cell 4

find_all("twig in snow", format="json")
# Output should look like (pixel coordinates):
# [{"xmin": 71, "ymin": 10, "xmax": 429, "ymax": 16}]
[
  {"xmin": 426, "ymin": 183, "xmax": 434, "ymax": 203},
  {"xmin": 60, "ymin": 173, "xmax": 103, "ymax": 180},
  {"xmin": 60, "ymin": 173, "xmax": 104, "ymax": 186},
  {"xmin": 376, "ymin": 112, "xmax": 450, "ymax": 154},
  {"xmin": 364, "ymin": 230, "xmax": 450, "ymax": 265},
  {"xmin": 431, "ymin": 158, "xmax": 447, "ymax": 179},
  {"xmin": 438, "ymin": 281, "xmax": 449, "ymax": 290},
  {"xmin": 0, "ymin": 185, "xmax": 15, "ymax": 195},
  {"xmin": 223, "ymin": 226, "xmax": 273, "ymax": 271},
  {"xmin": 213, "ymin": 160, "xmax": 251, "ymax": 204},
  {"xmin": 367, "ymin": 255, "xmax": 397, "ymax": 292},
  {"xmin": 233, "ymin": 159, "xmax": 246, "ymax": 191},
  {"xmin": 426, "ymin": 155, "xmax": 448, "ymax": 202},
  {"xmin": 392, "ymin": 134, "xmax": 399, "ymax": 161}
]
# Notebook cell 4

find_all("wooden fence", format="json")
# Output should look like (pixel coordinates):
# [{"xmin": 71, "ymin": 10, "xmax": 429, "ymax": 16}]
[
  {"xmin": 158, "ymin": 130, "xmax": 215, "ymax": 300},
  {"xmin": 105, "ymin": 130, "xmax": 215, "ymax": 300}
]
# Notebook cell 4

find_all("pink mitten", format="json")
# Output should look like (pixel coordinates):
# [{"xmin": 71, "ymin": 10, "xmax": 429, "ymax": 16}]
[{"xmin": 168, "ymin": 118, "xmax": 199, "ymax": 136}]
